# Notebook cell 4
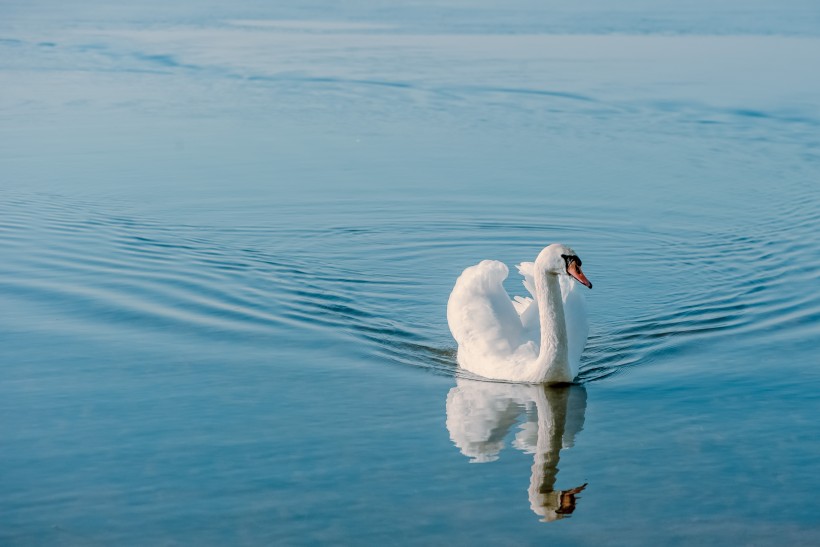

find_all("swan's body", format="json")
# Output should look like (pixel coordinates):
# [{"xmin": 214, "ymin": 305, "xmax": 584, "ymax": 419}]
[{"xmin": 447, "ymin": 244, "xmax": 592, "ymax": 384}]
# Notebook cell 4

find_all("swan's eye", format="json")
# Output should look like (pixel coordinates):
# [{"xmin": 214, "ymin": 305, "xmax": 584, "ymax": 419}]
[{"xmin": 561, "ymin": 254, "xmax": 582, "ymax": 268}]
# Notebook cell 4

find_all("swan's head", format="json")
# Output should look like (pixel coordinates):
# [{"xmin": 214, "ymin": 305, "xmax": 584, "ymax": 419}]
[{"xmin": 536, "ymin": 244, "xmax": 592, "ymax": 289}]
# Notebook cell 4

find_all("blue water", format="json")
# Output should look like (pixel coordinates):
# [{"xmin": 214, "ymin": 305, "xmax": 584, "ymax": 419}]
[{"xmin": 2, "ymin": 1, "xmax": 820, "ymax": 544}]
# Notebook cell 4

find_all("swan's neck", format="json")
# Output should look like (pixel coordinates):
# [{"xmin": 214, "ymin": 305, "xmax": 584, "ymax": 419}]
[{"xmin": 532, "ymin": 271, "xmax": 571, "ymax": 383}]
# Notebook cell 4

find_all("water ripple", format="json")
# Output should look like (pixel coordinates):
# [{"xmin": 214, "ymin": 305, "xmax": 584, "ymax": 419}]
[{"xmin": 1, "ymin": 188, "xmax": 817, "ymax": 382}]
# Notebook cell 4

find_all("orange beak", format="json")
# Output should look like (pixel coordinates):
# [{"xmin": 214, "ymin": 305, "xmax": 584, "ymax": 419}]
[{"xmin": 567, "ymin": 261, "xmax": 592, "ymax": 289}]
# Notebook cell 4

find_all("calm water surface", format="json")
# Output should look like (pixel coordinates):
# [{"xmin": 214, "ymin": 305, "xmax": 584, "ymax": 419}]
[{"xmin": 2, "ymin": 1, "xmax": 820, "ymax": 544}]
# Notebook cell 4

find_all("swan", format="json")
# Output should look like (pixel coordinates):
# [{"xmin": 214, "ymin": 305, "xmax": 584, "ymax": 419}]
[{"xmin": 447, "ymin": 244, "xmax": 592, "ymax": 383}]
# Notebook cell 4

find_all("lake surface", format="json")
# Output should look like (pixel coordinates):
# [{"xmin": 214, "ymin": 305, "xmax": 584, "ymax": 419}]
[{"xmin": 2, "ymin": 1, "xmax": 820, "ymax": 544}]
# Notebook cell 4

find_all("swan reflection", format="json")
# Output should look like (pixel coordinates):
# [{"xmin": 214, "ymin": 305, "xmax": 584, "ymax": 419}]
[{"xmin": 445, "ymin": 378, "xmax": 588, "ymax": 522}]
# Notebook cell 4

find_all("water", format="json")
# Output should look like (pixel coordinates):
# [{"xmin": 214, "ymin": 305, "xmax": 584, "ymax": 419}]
[{"xmin": 2, "ymin": 1, "xmax": 820, "ymax": 544}]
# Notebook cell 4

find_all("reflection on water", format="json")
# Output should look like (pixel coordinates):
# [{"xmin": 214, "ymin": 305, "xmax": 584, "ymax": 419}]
[
  {"xmin": 446, "ymin": 379, "xmax": 588, "ymax": 522},
  {"xmin": 2, "ymin": 0, "xmax": 820, "ymax": 542}
]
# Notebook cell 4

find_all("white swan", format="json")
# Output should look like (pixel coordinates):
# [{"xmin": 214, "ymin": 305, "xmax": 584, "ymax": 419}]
[{"xmin": 447, "ymin": 244, "xmax": 592, "ymax": 383}]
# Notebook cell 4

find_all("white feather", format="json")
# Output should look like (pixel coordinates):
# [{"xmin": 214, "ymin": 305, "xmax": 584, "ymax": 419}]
[{"xmin": 447, "ymin": 244, "xmax": 590, "ymax": 383}]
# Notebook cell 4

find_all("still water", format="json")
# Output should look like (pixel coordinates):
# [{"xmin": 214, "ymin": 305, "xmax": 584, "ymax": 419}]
[{"xmin": 2, "ymin": 1, "xmax": 819, "ymax": 544}]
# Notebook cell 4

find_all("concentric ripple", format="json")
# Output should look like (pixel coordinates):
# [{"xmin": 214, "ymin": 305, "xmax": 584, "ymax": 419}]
[{"xmin": 2, "ymin": 186, "xmax": 817, "ymax": 383}]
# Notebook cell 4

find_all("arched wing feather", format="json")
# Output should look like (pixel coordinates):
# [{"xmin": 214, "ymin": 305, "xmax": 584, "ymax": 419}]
[{"xmin": 447, "ymin": 260, "xmax": 526, "ymax": 360}]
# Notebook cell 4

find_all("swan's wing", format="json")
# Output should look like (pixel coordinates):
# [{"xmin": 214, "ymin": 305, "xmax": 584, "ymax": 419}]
[
  {"xmin": 517, "ymin": 261, "xmax": 537, "ymax": 299},
  {"xmin": 511, "ymin": 295, "xmax": 533, "ymax": 315},
  {"xmin": 559, "ymin": 276, "xmax": 589, "ymax": 376},
  {"xmin": 447, "ymin": 260, "xmax": 527, "ymax": 359},
  {"xmin": 513, "ymin": 262, "xmax": 541, "ymax": 337}
]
